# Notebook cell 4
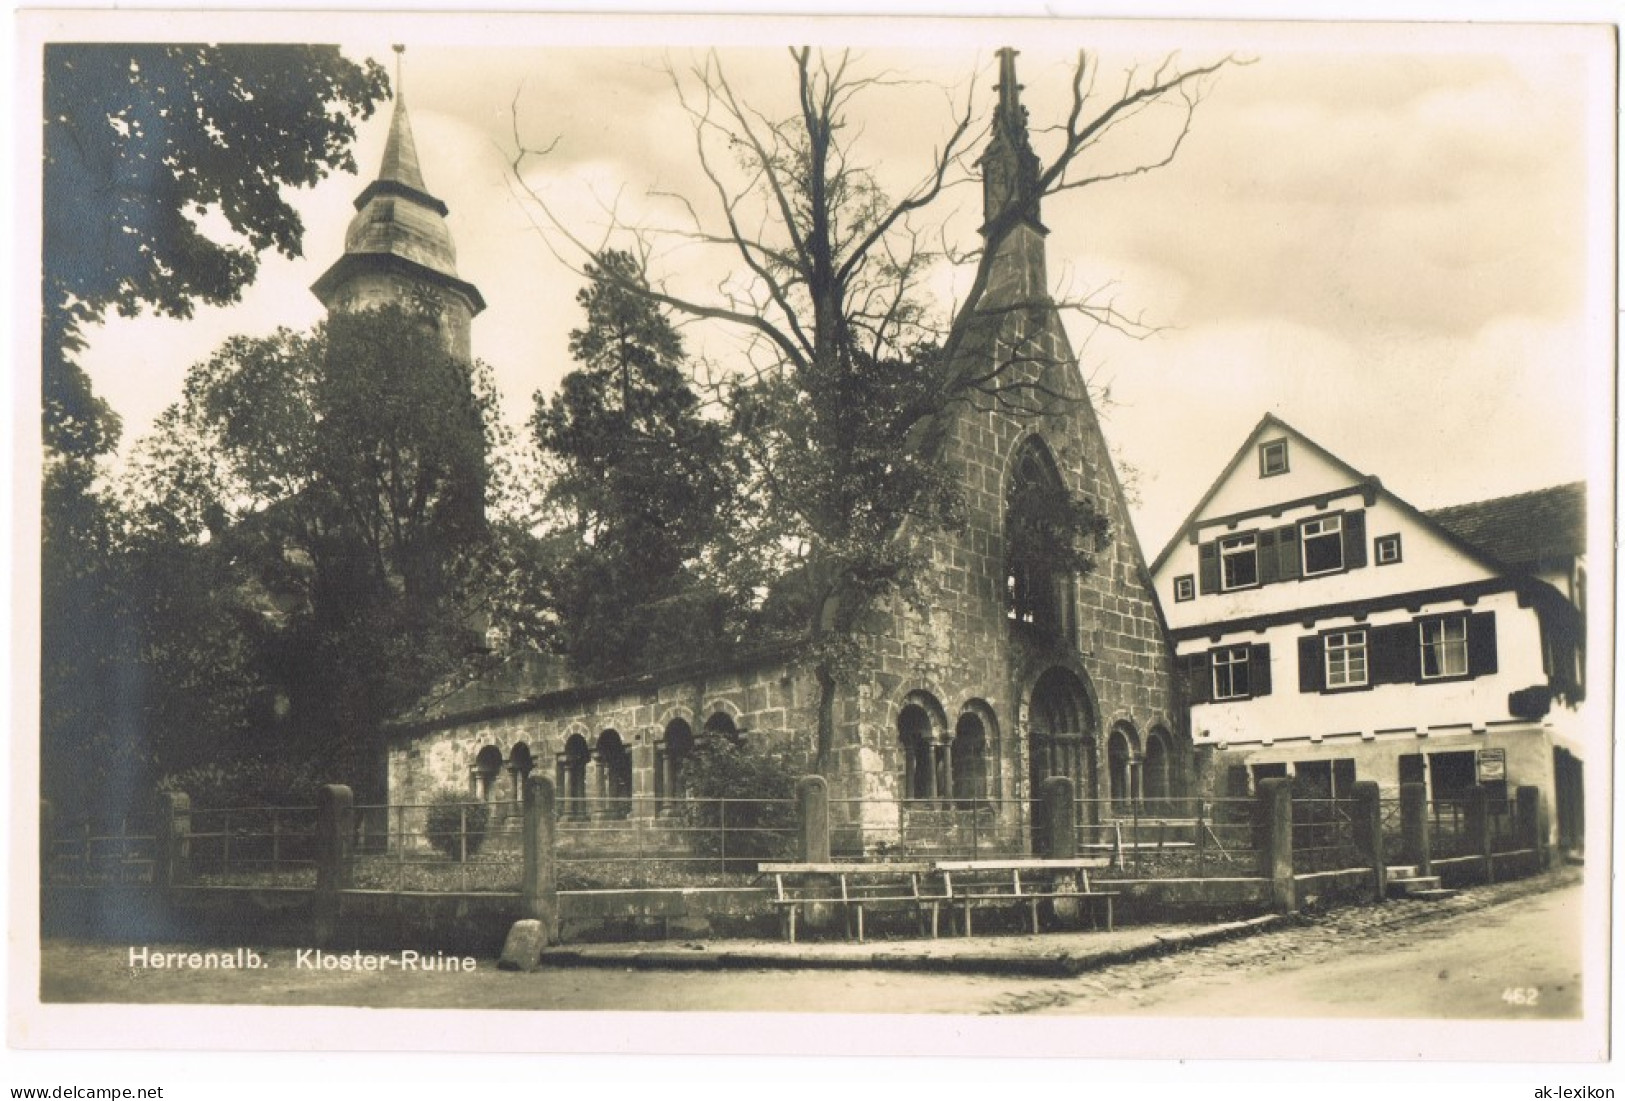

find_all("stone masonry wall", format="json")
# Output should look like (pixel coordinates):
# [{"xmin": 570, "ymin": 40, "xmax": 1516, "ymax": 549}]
[{"xmin": 836, "ymin": 222, "xmax": 1180, "ymax": 827}]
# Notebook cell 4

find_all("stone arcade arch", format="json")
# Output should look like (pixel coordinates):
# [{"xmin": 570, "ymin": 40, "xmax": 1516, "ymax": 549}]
[
  {"xmin": 471, "ymin": 745, "xmax": 503, "ymax": 801},
  {"xmin": 1142, "ymin": 727, "xmax": 1173, "ymax": 812},
  {"xmin": 1028, "ymin": 666, "xmax": 1097, "ymax": 849},
  {"xmin": 594, "ymin": 730, "xmax": 633, "ymax": 820},
  {"xmin": 1107, "ymin": 722, "xmax": 1140, "ymax": 812},
  {"xmin": 657, "ymin": 718, "xmax": 696, "ymax": 812},
  {"xmin": 557, "ymin": 734, "xmax": 590, "ymax": 820},
  {"xmin": 952, "ymin": 709, "xmax": 991, "ymax": 804},
  {"xmin": 896, "ymin": 692, "xmax": 950, "ymax": 802}
]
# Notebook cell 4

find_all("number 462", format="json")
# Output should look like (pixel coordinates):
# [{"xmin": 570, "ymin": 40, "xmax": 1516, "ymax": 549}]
[{"xmin": 1502, "ymin": 987, "xmax": 1540, "ymax": 1006}]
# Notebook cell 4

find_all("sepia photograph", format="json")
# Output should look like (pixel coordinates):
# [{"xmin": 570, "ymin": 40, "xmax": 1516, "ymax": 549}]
[{"xmin": 11, "ymin": 6, "xmax": 1615, "ymax": 1077}]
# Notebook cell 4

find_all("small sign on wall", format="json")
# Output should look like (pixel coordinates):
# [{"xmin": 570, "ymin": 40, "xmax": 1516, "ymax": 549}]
[{"xmin": 1477, "ymin": 748, "xmax": 1507, "ymax": 783}]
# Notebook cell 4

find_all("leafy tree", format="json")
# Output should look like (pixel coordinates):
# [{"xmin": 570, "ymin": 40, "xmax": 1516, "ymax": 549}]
[
  {"xmin": 42, "ymin": 44, "xmax": 388, "ymax": 458},
  {"xmin": 512, "ymin": 49, "xmax": 1233, "ymax": 770},
  {"xmin": 40, "ymin": 43, "xmax": 386, "ymax": 820},
  {"xmin": 120, "ymin": 304, "xmax": 499, "ymax": 794},
  {"xmin": 531, "ymin": 251, "xmax": 741, "ymax": 679}
]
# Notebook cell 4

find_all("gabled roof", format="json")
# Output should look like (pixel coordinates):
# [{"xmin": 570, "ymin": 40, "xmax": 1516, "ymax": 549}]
[
  {"xmin": 1427, "ymin": 482, "xmax": 1587, "ymax": 570},
  {"xmin": 1150, "ymin": 412, "xmax": 1508, "ymax": 579},
  {"xmin": 1150, "ymin": 413, "xmax": 1370, "ymax": 574}
]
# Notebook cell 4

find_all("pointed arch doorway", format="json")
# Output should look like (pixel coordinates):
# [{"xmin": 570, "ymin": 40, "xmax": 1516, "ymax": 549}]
[{"xmin": 1027, "ymin": 666, "xmax": 1096, "ymax": 853}]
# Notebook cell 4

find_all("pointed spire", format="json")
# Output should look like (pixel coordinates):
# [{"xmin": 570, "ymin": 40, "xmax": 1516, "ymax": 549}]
[
  {"xmin": 980, "ymin": 47, "xmax": 1044, "ymax": 235},
  {"xmin": 311, "ymin": 44, "xmax": 484, "ymax": 325},
  {"xmin": 376, "ymin": 45, "xmax": 429, "ymax": 195}
]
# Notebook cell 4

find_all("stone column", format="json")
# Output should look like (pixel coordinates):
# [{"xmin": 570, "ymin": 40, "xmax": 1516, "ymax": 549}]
[
  {"xmin": 1350, "ymin": 780, "xmax": 1385, "ymax": 902},
  {"xmin": 522, "ymin": 775, "xmax": 559, "ymax": 944},
  {"xmin": 1039, "ymin": 775, "xmax": 1076, "ymax": 859},
  {"xmin": 797, "ymin": 775, "xmax": 830, "ymax": 863},
  {"xmin": 1257, "ymin": 777, "xmax": 1295, "ymax": 913},
  {"xmin": 1399, "ymin": 782, "xmax": 1431, "ymax": 876},
  {"xmin": 313, "ymin": 784, "xmax": 354, "ymax": 947}
]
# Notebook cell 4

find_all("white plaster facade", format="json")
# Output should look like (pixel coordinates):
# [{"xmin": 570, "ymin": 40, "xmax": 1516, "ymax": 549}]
[{"xmin": 1150, "ymin": 415, "xmax": 1586, "ymax": 845}]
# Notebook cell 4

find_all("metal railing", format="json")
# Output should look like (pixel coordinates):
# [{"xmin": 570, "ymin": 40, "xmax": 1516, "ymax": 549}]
[
  {"xmin": 828, "ymin": 797, "xmax": 1026, "ymax": 861},
  {"xmin": 188, "ymin": 805, "xmax": 318, "ymax": 887},
  {"xmin": 45, "ymin": 818, "xmax": 156, "ymax": 886},
  {"xmin": 1291, "ymin": 797, "xmax": 1364, "ymax": 873},
  {"xmin": 352, "ymin": 799, "xmax": 524, "ymax": 893},
  {"xmin": 1378, "ymin": 798, "xmax": 1406, "ymax": 863},
  {"xmin": 556, "ymin": 795, "xmax": 799, "ymax": 884},
  {"xmin": 1087, "ymin": 797, "xmax": 1262, "ymax": 878}
]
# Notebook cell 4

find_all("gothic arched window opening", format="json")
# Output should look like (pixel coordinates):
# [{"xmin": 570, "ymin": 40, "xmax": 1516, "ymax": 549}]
[{"xmin": 1004, "ymin": 438, "xmax": 1108, "ymax": 642}]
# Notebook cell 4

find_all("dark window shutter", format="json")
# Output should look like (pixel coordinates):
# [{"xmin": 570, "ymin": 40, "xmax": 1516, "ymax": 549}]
[
  {"xmin": 1298, "ymin": 635, "xmax": 1325, "ymax": 693},
  {"xmin": 1277, "ymin": 524, "xmax": 1302, "ymax": 581},
  {"xmin": 1258, "ymin": 529, "xmax": 1279, "ymax": 585},
  {"xmin": 1468, "ymin": 611, "xmax": 1498, "ymax": 677},
  {"xmin": 1197, "ymin": 541, "xmax": 1220, "ymax": 594},
  {"xmin": 1251, "ymin": 643, "xmax": 1272, "ymax": 696},
  {"xmin": 1371, "ymin": 622, "xmax": 1418, "ymax": 685},
  {"xmin": 1343, "ymin": 509, "xmax": 1367, "ymax": 569},
  {"xmin": 1181, "ymin": 652, "xmax": 1211, "ymax": 705}
]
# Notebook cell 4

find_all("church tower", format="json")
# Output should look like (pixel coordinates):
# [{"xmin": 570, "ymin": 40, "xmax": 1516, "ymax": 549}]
[{"xmin": 311, "ymin": 47, "xmax": 484, "ymax": 361}]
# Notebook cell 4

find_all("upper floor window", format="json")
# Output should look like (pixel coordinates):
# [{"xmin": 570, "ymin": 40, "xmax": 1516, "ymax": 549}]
[
  {"xmin": 1301, "ymin": 515, "xmax": 1345, "ymax": 576},
  {"xmin": 1324, "ymin": 629, "xmax": 1368, "ymax": 689},
  {"xmin": 1375, "ymin": 533, "xmax": 1402, "ymax": 565},
  {"xmin": 1299, "ymin": 611, "xmax": 1495, "ymax": 693},
  {"xmin": 1173, "ymin": 575, "xmax": 1195, "ymax": 603},
  {"xmin": 1212, "ymin": 646, "xmax": 1253, "ymax": 700},
  {"xmin": 1420, "ymin": 615, "xmax": 1469, "ymax": 679},
  {"xmin": 1220, "ymin": 533, "xmax": 1259, "ymax": 591},
  {"xmin": 1259, "ymin": 439, "xmax": 1289, "ymax": 477}
]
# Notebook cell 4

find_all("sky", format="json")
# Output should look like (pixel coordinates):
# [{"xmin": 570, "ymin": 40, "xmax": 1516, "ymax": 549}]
[{"xmin": 57, "ymin": 14, "xmax": 1615, "ymax": 555}]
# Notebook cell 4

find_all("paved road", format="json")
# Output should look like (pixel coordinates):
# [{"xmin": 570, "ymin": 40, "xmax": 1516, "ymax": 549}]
[{"xmin": 39, "ymin": 870, "xmax": 1584, "ymax": 1020}]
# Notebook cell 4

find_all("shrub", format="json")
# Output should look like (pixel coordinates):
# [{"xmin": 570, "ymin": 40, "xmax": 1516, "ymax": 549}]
[
  {"xmin": 425, "ymin": 789, "xmax": 490, "ymax": 859},
  {"xmin": 679, "ymin": 736, "xmax": 800, "ymax": 868}
]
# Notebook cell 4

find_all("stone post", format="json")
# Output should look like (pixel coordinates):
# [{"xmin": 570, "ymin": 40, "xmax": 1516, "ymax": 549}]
[
  {"xmin": 1257, "ymin": 777, "xmax": 1295, "ymax": 913},
  {"xmin": 154, "ymin": 791, "xmax": 192, "ymax": 889},
  {"xmin": 797, "ymin": 775, "xmax": 830, "ymax": 863},
  {"xmin": 1464, "ymin": 784, "xmax": 1491, "ymax": 883},
  {"xmin": 1039, "ymin": 776, "xmax": 1076, "ymax": 859},
  {"xmin": 1350, "ymin": 780, "xmax": 1385, "ymax": 902},
  {"xmin": 522, "ymin": 775, "xmax": 559, "ymax": 944},
  {"xmin": 1516, "ymin": 785, "xmax": 1544, "ymax": 866},
  {"xmin": 313, "ymin": 784, "xmax": 354, "ymax": 947}
]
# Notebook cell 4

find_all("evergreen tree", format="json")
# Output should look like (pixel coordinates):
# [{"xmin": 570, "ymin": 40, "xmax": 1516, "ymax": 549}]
[{"xmin": 531, "ymin": 251, "xmax": 741, "ymax": 679}]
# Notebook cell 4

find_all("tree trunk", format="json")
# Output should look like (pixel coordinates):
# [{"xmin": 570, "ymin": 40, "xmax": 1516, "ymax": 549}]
[{"xmin": 814, "ymin": 661, "xmax": 837, "ymax": 778}]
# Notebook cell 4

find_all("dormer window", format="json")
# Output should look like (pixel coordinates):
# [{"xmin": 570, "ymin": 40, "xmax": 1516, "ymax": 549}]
[{"xmin": 1259, "ymin": 439, "xmax": 1289, "ymax": 478}]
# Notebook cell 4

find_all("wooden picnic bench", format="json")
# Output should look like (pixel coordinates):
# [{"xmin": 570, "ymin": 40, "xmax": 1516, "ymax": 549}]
[
  {"xmin": 758, "ymin": 862, "xmax": 946, "ymax": 943},
  {"xmin": 934, "ymin": 858, "xmax": 1118, "ymax": 936}
]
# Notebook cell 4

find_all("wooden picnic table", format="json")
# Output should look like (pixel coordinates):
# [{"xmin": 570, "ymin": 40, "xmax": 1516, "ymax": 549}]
[
  {"xmin": 933, "ymin": 857, "xmax": 1118, "ymax": 936},
  {"xmin": 758, "ymin": 862, "xmax": 945, "ymax": 943}
]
